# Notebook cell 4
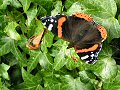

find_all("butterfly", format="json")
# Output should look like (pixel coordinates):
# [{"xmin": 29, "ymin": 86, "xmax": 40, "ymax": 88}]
[{"xmin": 27, "ymin": 13, "xmax": 107, "ymax": 64}]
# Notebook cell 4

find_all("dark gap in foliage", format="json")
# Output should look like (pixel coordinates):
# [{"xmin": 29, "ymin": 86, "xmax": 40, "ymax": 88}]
[
  {"xmin": 62, "ymin": 0, "xmax": 67, "ymax": 12},
  {"xmin": 23, "ymin": 13, "xmax": 27, "ymax": 19},
  {"xmin": 30, "ymin": 64, "xmax": 41, "ymax": 75},
  {"xmin": 62, "ymin": 0, "xmax": 66, "ymax": 5},
  {"xmin": 16, "ymin": 7, "xmax": 24, "ymax": 13},
  {"xmin": 1, "ymin": 53, "xmax": 14, "ymax": 65},
  {"xmin": 110, "ymin": 38, "xmax": 120, "ymax": 65},
  {"xmin": 17, "ymin": 46, "xmax": 23, "ymax": 52},
  {"xmin": 23, "ymin": 67, "xmax": 27, "ymax": 71},
  {"xmin": 0, "ymin": 57, "xmax": 1, "ymax": 64},
  {"xmin": 29, "ymin": 2, "xmax": 34, "ymax": 9},
  {"xmin": 7, "ymin": 5, "xmax": 14, "ymax": 12},
  {"xmin": 115, "ymin": 2, "xmax": 120, "ymax": 20},
  {"xmin": 66, "ymin": 68, "xmax": 79, "ymax": 78},
  {"xmin": 8, "ymin": 65, "xmax": 23, "ymax": 86},
  {"xmin": 26, "ymin": 54, "xmax": 30, "ymax": 59},
  {"xmin": 16, "ymin": 26, "xmax": 22, "ymax": 34}
]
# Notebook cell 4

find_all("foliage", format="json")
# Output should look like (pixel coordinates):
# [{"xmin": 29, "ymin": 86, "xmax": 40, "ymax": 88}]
[{"xmin": 0, "ymin": 0, "xmax": 120, "ymax": 90}]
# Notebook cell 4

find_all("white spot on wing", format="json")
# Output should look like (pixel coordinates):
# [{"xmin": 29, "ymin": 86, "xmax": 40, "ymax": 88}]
[
  {"xmin": 81, "ymin": 55, "xmax": 89, "ymax": 60},
  {"xmin": 43, "ymin": 22, "xmax": 46, "ymax": 25},
  {"xmin": 55, "ymin": 20, "xmax": 57, "ymax": 23},
  {"xmin": 90, "ymin": 54, "xmax": 94, "ymax": 57},
  {"xmin": 48, "ymin": 24, "xmax": 53, "ymax": 31},
  {"xmin": 91, "ymin": 52, "xmax": 93, "ymax": 54},
  {"xmin": 86, "ymin": 60, "xmax": 90, "ymax": 64},
  {"xmin": 50, "ymin": 19, "xmax": 54, "ymax": 22}
]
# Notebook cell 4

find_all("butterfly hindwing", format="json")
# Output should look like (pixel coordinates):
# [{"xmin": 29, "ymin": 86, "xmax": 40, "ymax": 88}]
[{"xmin": 77, "ymin": 44, "xmax": 102, "ymax": 64}]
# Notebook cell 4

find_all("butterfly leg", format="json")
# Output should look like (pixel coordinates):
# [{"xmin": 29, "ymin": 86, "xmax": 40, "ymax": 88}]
[{"xmin": 26, "ymin": 31, "xmax": 44, "ymax": 50}]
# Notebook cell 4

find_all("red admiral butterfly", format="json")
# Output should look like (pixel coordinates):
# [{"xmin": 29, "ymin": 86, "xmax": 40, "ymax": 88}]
[{"xmin": 27, "ymin": 13, "xmax": 107, "ymax": 64}]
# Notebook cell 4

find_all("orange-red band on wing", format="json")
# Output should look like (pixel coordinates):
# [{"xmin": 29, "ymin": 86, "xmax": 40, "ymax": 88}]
[
  {"xmin": 76, "ymin": 44, "xmax": 99, "ymax": 53},
  {"xmin": 74, "ymin": 13, "xmax": 93, "ymax": 22},
  {"xmin": 58, "ymin": 17, "xmax": 66, "ymax": 38},
  {"xmin": 97, "ymin": 25, "xmax": 107, "ymax": 41}
]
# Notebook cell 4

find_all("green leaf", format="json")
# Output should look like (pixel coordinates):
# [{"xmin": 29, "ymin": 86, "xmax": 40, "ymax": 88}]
[
  {"xmin": 0, "ymin": 37, "xmax": 12, "ymax": 56},
  {"xmin": 10, "ymin": 40, "xmax": 27, "ymax": 67},
  {"xmin": 0, "ymin": 0, "xmax": 11, "ymax": 9},
  {"xmin": 79, "ymin": 71, "xmax": 94, "ymax": 83},
  {"xmin": 16, "ymin": 68, "xmax": 43, "ymax": 90},
  {"xmin": 0, "ymin": 0, "xmax": 21, "ymax": 9},
  {"xmin": 28, "ymin": 50, "xmax": 52, "ymax": 72},
  {"xmin": 39, "ymin": 52, "xmax": 53, "ymax": 70},
  {"xmin": 20, "ymin": 0, "xmax": 31, "ymax": 12},
  {"xmin": 26, "ymin": 7, "xmax": 38, "ymax": 26},
  {"xmin": 37, "ymin": 5, "xmax": 47, "ymax": 16},
  {"xmin": 118, "ymin": 15, "xmax": 120, "ymax": 24},
  {"xmin": 103, "ymin": 69, "xmax": 120, "ymax": 90},
  {"xmin": 66, "ymin": 2, "xmax": 83, "ymax": 15},
  {"xmin": 43, "ymin": 70, "xmax": 64, "ymax": 90},
  {"xmin": 0, "ymin": 15, "xmax": 6, "ymax": 30},
  {"xmin": 33, "ymin": 20, "xmax": 44, "ymax": 36},
  {"xmin": 115, "ymin": 0, "xmax": 120, "ymax": 12},
  {"xmin": 4, "ymin": 21, "xmax": 21, "ymax": 40},
  {"xmin": 0, "ymin": 78, "xmax": 2, "ymax": 89},
  {"xmin": 16, "ymin": 82, "xmax": 43, "ymax": 90},
  {"xmin": 27, "ymin": 50, "xmax": 42, "ymax": 72},
  {"xmin": 41, "ymin": 31, "xmax": 54, "ymax": 53},
  {"xmin": 53, "ymin": 40, "xmax": 70, "ymax": 70},
  {"xmin": 101, "ymin": 17, "xmax": 120, "ymax": 42},
  {"xmin": 0, "ymin": 63, "xmax": 10, "ymax": 80},
  {"xmin": 51, "ymin": 1, "xmax": 62, "ymax": 16},
  {"xmin": 61, "ymin": 75, "xmax": 95, "ymax": 90},
  {"xmin": 2, "ymin": 86, "xmax": 9, "ymax": 90},
  {"xmin": 33, "ymin": 0, "xmax": 54, "ymax": 15},
  {"xmin": 11, "ymin": 0, "xmax": 22, "ymax": 8},
  {"xmin": 65, "ymin": 48, "xmax": 82, "ymax": 70}
]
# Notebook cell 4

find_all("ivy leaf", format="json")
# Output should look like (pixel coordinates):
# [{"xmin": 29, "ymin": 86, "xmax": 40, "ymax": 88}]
[
  {"xmin": 19, "ymin": 0, "xmax": 31, "ymax": 12},
  {"xmin": 53, "ymin": 40, "xmax": 70, "ymax": 70},
  {"xmin": 27, "ymin": 50, "xmax": 42, "ymax": 72},
  {"xmin": 41, "ymin": 31, "xmax": 54, "ymax": 53},
  {"xmin": 4, "ymin": 21, "xmax": 21, "ymax": 40},
  {"xmin": 66, "ymin": 2, "xmax": 83, "ymax": 15},
  {"xmin": 103, "ymin": 68, "xmax": 120, "ymax": 90},
  {"xmin": 0, "ymin": 37, "xmax": 12, "ymax": 56},
  {"xmin": 33, "ymin": 0, "xmax": 54, "ymax": 15},
  {"xmin": 10, "ymin": 40, "xmax": 27, "ymax": 67},
  {"xmin": 61, "ymin": 75, "xmax": 95, "ymax": 90},
  {"xmin": 15, "ymin": 68, "xmax": 43, "ymax": 90},
  {"xmin": 0, "ymin": 63, "xmax": 10, "ymax": 80},
  {"xmin": 10, "ymin": 0, "xmax": 22, "ymax": 8},
  {"xmin": 28, "ymin": 50, "xmax": 53, "ymax": 72},
  {"xmin": 51, "ymin": 1, "xmax": 63, "ymax": 16},
  {"xmin": 65, "ymin": 48, "xmax": 82, "ymax": 70},
  {"xmin": 26, "ymin": 7, "xmax": 38, "ymax": 26},
  {"xmin": 0, "ymin": 78, "xmax": 1, "ymax": 89},
  {"xmin": 0, "ymin": 0, "xmax": 21, "ymax": 9},
  {"xmin": 0, "ymin": 0, "xmax": 11, "ymax": 9},
  {"xmin": 39, "ymin": 52, "xmax": 53, "ymax": 70}
]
